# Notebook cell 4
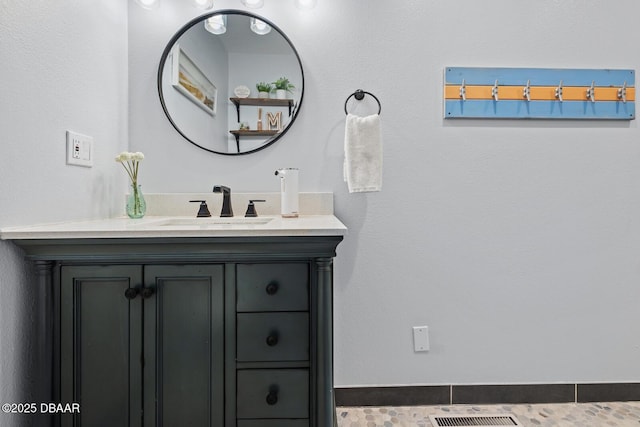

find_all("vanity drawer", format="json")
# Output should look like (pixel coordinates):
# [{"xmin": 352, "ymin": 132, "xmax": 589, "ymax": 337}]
[
  {"xmin": 237, "ymin": 420, "xmax": 308, "ymax": 427},
  {"xmin": 237, "ymin": 263, "xmax": 308, "ymax": 312},
  {"xmin": 237, "ymin": 369, "xmax": 308, "ymax": 419},
  {"xmin": 237, "ymin": 313, "xmax": 309, "ymax": 362}
]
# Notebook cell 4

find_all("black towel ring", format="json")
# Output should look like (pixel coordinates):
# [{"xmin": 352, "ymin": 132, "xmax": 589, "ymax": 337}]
[{"xmin": 344, "ymin": 89, "xmax": 382, "ymax": 115}]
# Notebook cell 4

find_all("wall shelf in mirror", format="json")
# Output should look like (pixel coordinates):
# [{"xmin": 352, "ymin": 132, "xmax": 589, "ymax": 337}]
[
  {"xmin": 230, "ymin": 97, "xmax": 294, "ymax": 121},
  {"xmin": 229, "ymin": 129, "xmax": 279, "ymax": 152}
]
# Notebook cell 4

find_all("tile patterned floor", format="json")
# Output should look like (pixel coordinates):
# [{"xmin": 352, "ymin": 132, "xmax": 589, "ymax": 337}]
[{"xmin": 337, "ymin": 401, "xmax": 640, "ymax": 426}]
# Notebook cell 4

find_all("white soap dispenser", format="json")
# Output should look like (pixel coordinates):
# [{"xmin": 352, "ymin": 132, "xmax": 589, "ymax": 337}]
[{"xmin": 275, "ymin": 168, "xmax": 299, "ymax": 218}]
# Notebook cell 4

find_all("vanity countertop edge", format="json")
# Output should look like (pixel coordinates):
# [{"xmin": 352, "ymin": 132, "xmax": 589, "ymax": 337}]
[{"xmin": 0, "ymin": 215, "xmax": 347, "ymax": 240}]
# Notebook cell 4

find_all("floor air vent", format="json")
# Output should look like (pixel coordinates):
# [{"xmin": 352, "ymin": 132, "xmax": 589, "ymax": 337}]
[{"xmin": 428, "ymin": 414, "xmax": 523, "ymax": 426}]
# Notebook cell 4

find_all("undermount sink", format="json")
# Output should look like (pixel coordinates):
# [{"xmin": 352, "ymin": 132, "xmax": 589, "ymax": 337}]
[{"xmin": 154, "ymin": 217, "xmax": 274, "ymax": 226}]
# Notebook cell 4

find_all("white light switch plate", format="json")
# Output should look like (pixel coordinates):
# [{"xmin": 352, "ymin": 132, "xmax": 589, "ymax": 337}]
[
  {"xmin": 66, "ymin": 131, "xmax": 93, "ymax": 167},
  {"xmin": 413, "ymin": 326, "xmax": 430, "ymax": 352}
]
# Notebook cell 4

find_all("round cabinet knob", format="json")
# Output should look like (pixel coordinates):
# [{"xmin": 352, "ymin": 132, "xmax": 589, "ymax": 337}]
[
  {"xmin": 141, "ymin": 287, "xmax": 155, "ymax": 299},
  {"xmin": 124, "ymin": 288, "xmax": 139, "ymax": 300},
  {"xmin": 266, "ymin": 389, "xmax": 279, "ymax": 406},
  {"xmin": 265, "ymin": 281, "xmax": 279, "ymax": 295},
  {"xmin": 266, "ymin": 332, "xmax": 279, "ymax": 347}
]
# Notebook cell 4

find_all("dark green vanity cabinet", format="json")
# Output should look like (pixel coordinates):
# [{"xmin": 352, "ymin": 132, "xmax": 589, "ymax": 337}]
[
  {"xmin": 60, "ymin": 264, "xmax": 224, "ymax": 427},
  {"xmin": 16, "ymin": 235, "xmax": 342, "ymax": 427}
]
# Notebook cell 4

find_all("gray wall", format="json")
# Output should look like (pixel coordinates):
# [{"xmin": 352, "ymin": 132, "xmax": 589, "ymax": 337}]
[
  {"xmin": 130, "ymin": 0, "xmax": 640, "ymax": 386},
  {"xmin": 0, "ymin": 1, "xmax": 128, "ymax": 425}
]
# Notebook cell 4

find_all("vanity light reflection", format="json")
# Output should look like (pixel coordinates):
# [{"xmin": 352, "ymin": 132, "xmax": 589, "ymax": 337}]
[
  {"xmin": 294, "ymin": 0, "xmax": 317, "ymax": 10},
  {"xmin": 241, "ymin": 0, "xmax": 264, "ymax": 8},
  {"xmin": 134, "ymin": 0, "xmax": 160, "ymax": 10},
  {"xmin": 193, "ymin": 0, "xmax": 214, "ymax": 9},
  {"xmin": 204, "ymin": 15, "xmax": 227, "ymax": 34},
  {"xmin": 134, "ymin": 0, "xmax": 317, "ymax": 10},
  {"xmin": 250, "ymin": 18, "xmax": 271, "ymax": 35}
]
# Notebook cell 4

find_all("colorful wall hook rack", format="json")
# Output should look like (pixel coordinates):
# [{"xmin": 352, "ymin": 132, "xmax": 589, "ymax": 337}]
[{"xmin": 444, "ymin": 67, "xmax": 635, "ymax": 120}]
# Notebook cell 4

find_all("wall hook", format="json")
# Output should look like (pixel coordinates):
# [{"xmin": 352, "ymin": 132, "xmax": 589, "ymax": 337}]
[
  {"xmin": 491, "ymin": 80, "xmax": 499, "ymax": 101},
  {"xmin": 618, "ymin": 81, "xmax": 627, "ymax": 103},
  {"xmin": 555, "ymin": 80, "xmax": 563, "ymax": 102},
  {"xmin": 523, "ymin": 79, "xmax": 531, "ymax": 102},
  {"xmin": 586, "ymin": 81, "xmax": 596, "ymax": 103},
  {"xmin": 459, "ymin": 79, "xmax": 466, "ymax": 101}
]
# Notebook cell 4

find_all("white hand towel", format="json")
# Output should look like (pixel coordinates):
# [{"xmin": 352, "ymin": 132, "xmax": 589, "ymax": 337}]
[{"xmin": 344, "ymin": 113, "xmax": 383, "ymax": 193}]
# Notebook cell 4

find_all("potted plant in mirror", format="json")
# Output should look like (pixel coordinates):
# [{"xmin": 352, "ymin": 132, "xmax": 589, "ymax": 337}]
[
  {"xmin": 272, "ymin": 77, "xmax": 295, "ymax": 99},
  {"xmin": 256, "ymin": 82, "xmax": 272, "ymax": 99}
]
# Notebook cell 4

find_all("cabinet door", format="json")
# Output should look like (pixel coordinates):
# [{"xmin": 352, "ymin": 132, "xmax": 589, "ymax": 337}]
[
  {"xmin": 143, "ymin": 265, "xmax": 225, "ymax": 427},
  {"xmin": 60, "ymin": 265, "xmax": 143, "ymax": 427}
]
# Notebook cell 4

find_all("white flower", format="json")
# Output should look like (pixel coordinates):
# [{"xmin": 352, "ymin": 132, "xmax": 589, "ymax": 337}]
[
  {"xmin": 115, "ymin": 151, "xmax": 134, "ymax": 162},
  {"xmin": 132, "ymin": 152, "xmax": 145, "ymax": 161},
  {"xmin": 115, "ymin": 151, "xmax": 144, "ymax": 184}
]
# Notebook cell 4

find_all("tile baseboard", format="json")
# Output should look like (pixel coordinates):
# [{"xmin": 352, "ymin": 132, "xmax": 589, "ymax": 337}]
[
  {"xmin": 335, "ymin": 383, "xmax": 640, "ymax": 407},
  {"xmin": 335, "ymin": 386, "xmax": 449, "ymax": 407},
  {"xmin": 578, "ymin": 383, "xmax": 640, "ymax": 403},
  {"xmin": 452, "ymin": 384, "xmax": 574, "ymax": 405}
]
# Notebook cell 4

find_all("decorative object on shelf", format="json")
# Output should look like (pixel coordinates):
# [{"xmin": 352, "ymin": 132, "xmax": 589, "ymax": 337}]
[
  {"xmin": 256, "ymin": 82, "xmax": 272, "ymax": 98},
  {"xmin": 229, "ymin": 97, "xmax": 294, "ymax": 152},
  {"xmin": 444, "ymin": 67, "xmax": 636, "ymax": 120},
  {"xmin": 267, "ymin": 111, "xmax": 282, "ymax": 130},
  {"xmin": 257, "ymin": 108, "xmax": 263, "ymax": 130},
  {"xmin": 234, "ymin": 85, "xmax": 251, "ymax": 98},
  {"xmin": 171, "ymin": 44, "xmax": 217, "ymax": 116},
  {"xmin": 116, "ymin": 151, "xmax": 147, "ymax": 219},
  {"xmin": 239, "ymin": 122, "xmax": 250, "ymax": 130},
  {"xmin": 230, "ymin": 97, "xmax": 294, "ymax": 121},
  {"xmin": 272, "ymin": 77, "xmax": 295, "ymax": 99}
]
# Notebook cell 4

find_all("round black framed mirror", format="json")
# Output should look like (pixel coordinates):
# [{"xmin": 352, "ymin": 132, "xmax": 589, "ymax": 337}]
[{"xmin": 157, "ymin": 10, "xmax": 304, "ymax": 155}]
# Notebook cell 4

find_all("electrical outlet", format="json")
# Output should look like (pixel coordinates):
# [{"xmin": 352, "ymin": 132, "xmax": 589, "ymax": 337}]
[
  {"xmin": 66, "ymin": 131, "xmax": 93, "ymax": 167},
  {"xmin": 413, "ymin": 326, "xmax": 430, "ymax": 352}
]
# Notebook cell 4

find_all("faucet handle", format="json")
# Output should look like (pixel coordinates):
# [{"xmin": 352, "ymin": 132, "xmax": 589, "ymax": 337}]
[
  {"xmin": 189, "ymin": 200, "xmax": 212, "ymax": 218},
  {"xmin": 245, "ymin": 200, "xmax": 266, "ymax": 217}
]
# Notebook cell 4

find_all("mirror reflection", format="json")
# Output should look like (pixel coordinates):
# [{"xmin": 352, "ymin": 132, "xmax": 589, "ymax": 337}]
[{"xmin": 158, "ymin": 10, "xmax": 304, "ymax": 155}]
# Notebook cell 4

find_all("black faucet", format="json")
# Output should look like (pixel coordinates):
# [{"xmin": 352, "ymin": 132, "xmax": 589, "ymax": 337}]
[{"xmin": 212, "ymin": 185, "xmax": 233, "ymax": 217}]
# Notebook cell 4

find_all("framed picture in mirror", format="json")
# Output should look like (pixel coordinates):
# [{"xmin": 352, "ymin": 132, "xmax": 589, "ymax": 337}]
[{"xmin": 171, "ymin": 44, "xmax": 217, "ymax": 116}]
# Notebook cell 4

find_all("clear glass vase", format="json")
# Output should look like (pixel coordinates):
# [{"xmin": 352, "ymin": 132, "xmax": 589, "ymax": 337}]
[{"xmin": 126, "ymin": 183, "xmax": 146, "ymax": 219}]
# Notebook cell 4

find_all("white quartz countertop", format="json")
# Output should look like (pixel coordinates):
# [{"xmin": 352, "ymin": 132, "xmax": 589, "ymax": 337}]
[{"xmin": 0, "ymin": 215, "xmax": 347, "ymax": 240}]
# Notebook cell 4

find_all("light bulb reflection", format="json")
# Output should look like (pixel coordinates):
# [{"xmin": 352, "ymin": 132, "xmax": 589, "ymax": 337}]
[
  {"xmin": 135, "ymin": 0, "xmax": 160, "ymax": 10},
  {"xmin": 241, "ymin": 0, "xmax": 264, "ymax": 9},
  {"xmin": 294, "ymin": 0, "xmax": 317, "ymax": 10},
  {"xmin": 193, "ymin": 0, "xmax": 214, "ymax": 9},
  {"xmin": 250, "ymin": 18, "xmax": 271, "ymax": 35},
  {"xmin": 204, "ymin": 15, "xmax": 227, "ymax": 34}
]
